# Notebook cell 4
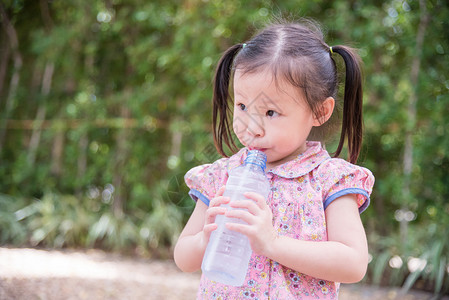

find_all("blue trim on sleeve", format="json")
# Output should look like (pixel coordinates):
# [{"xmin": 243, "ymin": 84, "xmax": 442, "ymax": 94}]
[
  {"xmin": 188, "ymin": 189, "xmax": 210, "ymax": 206},
  {"xmin": 324, "ymin": 188, "xmax": 370, "ymax": 213}
]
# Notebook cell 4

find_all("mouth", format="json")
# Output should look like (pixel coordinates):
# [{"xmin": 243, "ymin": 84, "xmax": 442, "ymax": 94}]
[{"xmin": 248, "ymin": 146, "xmax": 267, "ymax": 152}]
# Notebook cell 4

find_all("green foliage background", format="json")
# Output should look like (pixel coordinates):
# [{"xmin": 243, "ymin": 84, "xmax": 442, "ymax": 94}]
[{"xmin": 0, "ymin": 0, "xmax": 448, "ymax": 295}]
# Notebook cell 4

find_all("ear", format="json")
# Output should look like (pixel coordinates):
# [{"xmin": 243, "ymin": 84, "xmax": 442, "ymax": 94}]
[{"xmin": 313, "ymin": 97, "xmax": 335, "ymax": 126}]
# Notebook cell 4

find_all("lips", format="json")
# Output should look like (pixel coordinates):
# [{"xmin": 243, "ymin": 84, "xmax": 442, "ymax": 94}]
[{"xmin": 248, "ymin": 146, "xmax": 267, "ymax": 151}]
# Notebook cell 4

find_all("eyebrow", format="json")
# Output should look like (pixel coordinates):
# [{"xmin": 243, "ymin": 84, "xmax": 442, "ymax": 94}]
[{"xmin": 234, "ymin": 91, "xmax": 247, "ymax": 98}]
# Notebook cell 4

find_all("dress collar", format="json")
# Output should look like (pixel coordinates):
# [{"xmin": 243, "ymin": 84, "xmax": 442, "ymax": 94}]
[{"xmin": 226, "ymin": 141, "xmax": 330, "ymax": 179}]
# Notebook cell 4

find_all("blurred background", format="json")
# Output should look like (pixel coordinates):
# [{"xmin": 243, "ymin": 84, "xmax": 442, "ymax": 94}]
[{"xmin": 0, "ymin": 0, "xmax": 448, "ymax": 297}]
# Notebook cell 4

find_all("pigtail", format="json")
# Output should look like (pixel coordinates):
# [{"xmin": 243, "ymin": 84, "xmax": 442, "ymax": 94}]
[
  {"xmin": 332, "ymin": 45, "xmax": 363, "ymax": 164},
  {"xmin": 212, "ymin": 44, "xmax": 244, "ymax": 157}
]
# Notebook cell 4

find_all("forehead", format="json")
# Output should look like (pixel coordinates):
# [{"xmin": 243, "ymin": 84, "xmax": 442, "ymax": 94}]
[
  {"xmin": 234, "ymin": 68, "xmax": 273, "ymax": 87},
  {"xmin": 233, "ymin": 68, "xmax": 305, "ymax": 105}
]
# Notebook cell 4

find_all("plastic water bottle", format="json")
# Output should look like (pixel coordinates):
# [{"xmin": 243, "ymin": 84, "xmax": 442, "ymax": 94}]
[{"xmin": 201, "ymin": 150, "xmax": 270, "ymax": 286}]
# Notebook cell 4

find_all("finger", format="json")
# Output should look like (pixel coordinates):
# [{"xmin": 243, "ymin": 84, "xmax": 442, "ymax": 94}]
[
  {"xmin": 203, "ymin": 223, "xmax": 218, "ymax": 235},
  {"xmin": 209, "ymin": 195, "xmax": 230, "ymax": 208},
  {"xmin": 225, "ymin": 209, "xmax": 253, "ymax": 224},
  {"xmin": 225, "ymin": 222, "xmax": 252, "ymax": 236},
  {"xmin": 216, "ymin": 186, "xmax": 226, "ymax": 197},
  {"xmin": 229, "ymin": 199, "xmax": 259, "ymax": 215},
  {"xmin": 243, "ymin": 192, "xmax": 267, "ymax": 209},
  {"xmin": 202, "ymin": 223, "xmax": 218, "ymax": 243},
  {"xmin": 205, "ymin": 207, "xmax": 226, "ymax": 224}
]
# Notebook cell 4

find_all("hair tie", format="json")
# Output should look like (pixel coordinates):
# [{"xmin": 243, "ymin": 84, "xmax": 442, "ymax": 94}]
[
  {"xmin": 242, "ymin": 43, "xmax": 247, "ymax": 49},
  {"xmin": 329, "ymin": 46, "xmax": 333, "ymax": 55}
]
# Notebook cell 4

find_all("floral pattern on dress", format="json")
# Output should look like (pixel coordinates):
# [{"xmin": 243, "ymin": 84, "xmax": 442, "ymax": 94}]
[{"xmin": 185, "ymin": 141, "xmax": 375, "ymax": 299}]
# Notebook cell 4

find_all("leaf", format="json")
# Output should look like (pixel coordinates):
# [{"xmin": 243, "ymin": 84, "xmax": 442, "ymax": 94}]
[
  {"xmin": 372, "ymin": 251, "xmax": 390, "ymax": 286},
  {"xmin": 401, "ymin": 252, "xmax": 430, "ymax": 293},
  {"xmin": 434, "ymin": 257, "xmax": 446, "ymax": 295}
]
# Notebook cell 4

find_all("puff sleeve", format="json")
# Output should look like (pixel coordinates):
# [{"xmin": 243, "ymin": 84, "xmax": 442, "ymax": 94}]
[
  {"xmin": 184, "ymin": 159, "xmax": 230, "ymax": 206},
  {"xmin": 317, "ymin": 158, "xmax": 375, "ymax": 213}
]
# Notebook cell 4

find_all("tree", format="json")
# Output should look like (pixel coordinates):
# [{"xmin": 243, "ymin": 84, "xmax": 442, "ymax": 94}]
[{"xmin": 0, "ymin": 0, "xmax": 448, "ymax": 293}]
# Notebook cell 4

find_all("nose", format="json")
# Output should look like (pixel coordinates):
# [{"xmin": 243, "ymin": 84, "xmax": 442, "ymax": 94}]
[{"xmin": 246, "ymin": 117, "xmax": 264, "ymax": 137}]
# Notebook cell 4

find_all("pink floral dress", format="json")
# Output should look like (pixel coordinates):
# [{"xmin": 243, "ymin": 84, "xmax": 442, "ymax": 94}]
[{"xmin": 185, "ymin": 141, "xmax": 374, "ymax": 299}]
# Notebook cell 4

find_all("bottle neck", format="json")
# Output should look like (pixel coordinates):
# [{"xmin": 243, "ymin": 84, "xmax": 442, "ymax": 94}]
[{"xmin": 244, "ymin": 150, "xmax": 267, "ymax": 173}]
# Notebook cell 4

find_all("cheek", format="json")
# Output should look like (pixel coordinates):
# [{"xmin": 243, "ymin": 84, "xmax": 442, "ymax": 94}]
[
  {"xmin": 232, "ymin": 112, "xmax": 247, "ymax": 136},
  {"xmin": 273, "ymin": 122, "xmax": 306, "ymax": 143}
]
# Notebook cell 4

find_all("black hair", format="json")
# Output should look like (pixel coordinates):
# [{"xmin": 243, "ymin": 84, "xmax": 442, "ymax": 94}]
[{"xmin": 213, "ymin": 19, "xmax": 363, "ymax": 164}]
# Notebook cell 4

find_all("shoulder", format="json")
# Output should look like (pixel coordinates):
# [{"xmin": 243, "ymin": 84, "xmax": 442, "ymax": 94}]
[
  {"xmin": 184, "ymin": 148, "xmax": 247, "ymax": 203},
  {"xmin": 185, "ymin": 148, "xmax": 247, "ymax": 182},
  {"xmin": 317, "ymin": 157, "xmax": 374, "ymax": 181},
  {"xmin": 316, "ymin": 158, "xmax": 375, "ymax": 213}
]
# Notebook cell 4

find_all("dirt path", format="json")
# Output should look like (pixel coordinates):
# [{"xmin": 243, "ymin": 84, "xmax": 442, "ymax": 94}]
[{"xmin": 0, "ymin": 247, "xmax": 444, "ymax": 299}]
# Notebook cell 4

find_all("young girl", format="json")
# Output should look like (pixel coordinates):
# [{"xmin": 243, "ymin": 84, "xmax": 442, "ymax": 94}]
[{"xmin": 174, "ymin": 19, "xmax": 374, "ymax": 299}]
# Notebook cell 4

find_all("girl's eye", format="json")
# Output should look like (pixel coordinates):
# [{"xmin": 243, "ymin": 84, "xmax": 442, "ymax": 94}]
[
  {"xmin": 266, "ymin": 110, "xmax": 279, "ymax": 117},
  {"xmin": 238, "ymin": 103, "xmax": 247, "ymax": 111}
]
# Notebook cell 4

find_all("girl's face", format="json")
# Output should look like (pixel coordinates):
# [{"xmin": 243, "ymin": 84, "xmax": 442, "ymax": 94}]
[{"xmin": 233, "ymin": 69, "xmax": 322, "ymax": 169}]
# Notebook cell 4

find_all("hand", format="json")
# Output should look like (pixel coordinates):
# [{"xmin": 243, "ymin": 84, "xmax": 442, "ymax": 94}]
[
  {"xmin": 224, "ymin": 192, "xmax": 277, "ymax": 256},
  {"xmin": 200, "ymin": 186, "xmax": 229, "ymax": 248}
]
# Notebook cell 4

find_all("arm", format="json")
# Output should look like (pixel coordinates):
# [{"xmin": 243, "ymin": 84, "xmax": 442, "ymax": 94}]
[
  {"xmin": 226, "ymin": 193, "xmax": 368, "ymax": 283},
  {"xmin": 174, "ymin": 187, "xmax": 228, "ymax": 272}
]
